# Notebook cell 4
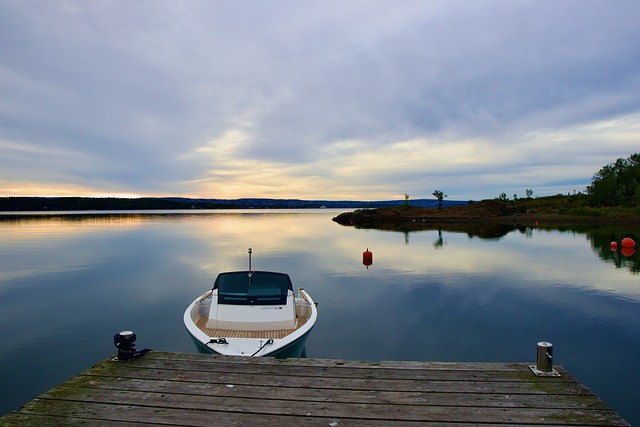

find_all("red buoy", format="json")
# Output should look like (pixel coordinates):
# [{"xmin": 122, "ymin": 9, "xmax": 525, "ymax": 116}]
[
  {"xmin": 621, "ymin": 237, "xmax": 636, "ymax": 248},
  {"xmin": 363, "ymin": 248, "xmax": 373, "ymax": 268},
  {"xmin": 610, "ymin": 241, "xmax": 618, "ymax": 250}
]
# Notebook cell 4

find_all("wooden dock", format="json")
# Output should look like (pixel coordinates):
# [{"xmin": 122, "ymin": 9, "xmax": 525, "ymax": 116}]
[{"xmin": 1, "ymin": 351, "xmax": 629, "ymax": 426}]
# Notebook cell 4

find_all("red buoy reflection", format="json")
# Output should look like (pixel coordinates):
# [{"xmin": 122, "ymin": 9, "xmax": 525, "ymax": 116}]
[
  {"xmin": 363, "ymin": 248, "xmax": 373, "ymax": 269},
  {"xmin": 621, "ymin": 247, "xmax": 636, "ymax": 257}
]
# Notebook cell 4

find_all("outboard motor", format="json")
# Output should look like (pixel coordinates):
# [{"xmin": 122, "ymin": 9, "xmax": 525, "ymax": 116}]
[{"xmin": 114, "ymin": 330, "xmax": 151, "ymax": 361}]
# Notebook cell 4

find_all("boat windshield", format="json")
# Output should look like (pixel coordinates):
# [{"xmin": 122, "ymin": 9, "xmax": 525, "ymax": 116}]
[{"xmin": 214, "ymin": 271, "xmax": 293, "ymax": 305}]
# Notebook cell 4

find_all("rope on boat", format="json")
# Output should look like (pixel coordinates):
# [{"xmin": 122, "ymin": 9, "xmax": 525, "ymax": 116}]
[
  {"xmin": 251, "ymin": 338, "xmax": 274, "ymax": 356},
  {"xmin": 201, "ymin": 337, "xmax": 274, "ymax": 356},
  {"xmin": 201, "ymin": 337, "xmax": 228, "ymax": 353}
]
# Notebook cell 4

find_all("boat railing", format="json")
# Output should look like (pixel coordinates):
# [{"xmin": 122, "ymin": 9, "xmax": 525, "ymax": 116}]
[{"xmin": 295, "ymin": 289, "xmax": 314, "ymax": 319}]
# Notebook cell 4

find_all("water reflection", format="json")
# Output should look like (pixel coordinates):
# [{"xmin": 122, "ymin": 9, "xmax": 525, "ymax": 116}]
[
  {"xmin": 580, "ymin": 226, "xmax": 639, "ymax": 273},
  {"xmin": 0, "ymin": 210, "xmax": 639, "ymax": 424},
  {"xmin": 339, "ymin": 219, "xmax": 640, "ymax": 274},
  {"xmin": 530, "ymin": 224, "xmax": 639, "ymax": 274},
  {"xmin": 349, "ymin": 220, "xmax": 518, "ymax": 239}
]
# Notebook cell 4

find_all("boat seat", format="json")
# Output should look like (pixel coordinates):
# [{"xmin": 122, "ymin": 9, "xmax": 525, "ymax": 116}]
[{"xmin": 207, "ymin": 291, "xmax": 296, "ymax": 330}]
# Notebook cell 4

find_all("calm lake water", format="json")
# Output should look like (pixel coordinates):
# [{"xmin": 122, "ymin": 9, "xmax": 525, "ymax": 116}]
[{"xmin": 1, "ymin": 209, "xmax": 639, "ymax": 423}]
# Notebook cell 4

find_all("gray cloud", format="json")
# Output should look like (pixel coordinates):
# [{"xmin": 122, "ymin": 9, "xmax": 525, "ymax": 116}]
[{"xmin": 1, "ymin": 0, "xmax": 639, "ymax": 199}]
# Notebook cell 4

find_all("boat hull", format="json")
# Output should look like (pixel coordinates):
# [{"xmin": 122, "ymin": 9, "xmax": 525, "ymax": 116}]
[{"xmin": 186, "ymin": 326, "xmax": 312, "ymax": 358}]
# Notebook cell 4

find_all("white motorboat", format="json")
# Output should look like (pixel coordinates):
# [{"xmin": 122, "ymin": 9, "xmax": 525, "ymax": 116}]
[{"xmin": 183, "ymin": 249, "xmax": 317, "ymax": 357}]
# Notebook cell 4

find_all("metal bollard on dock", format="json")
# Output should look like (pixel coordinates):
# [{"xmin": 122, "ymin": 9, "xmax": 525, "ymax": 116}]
[{"xmin": 529, "ymin": 341, "xmax": 561, "ymax": 377}]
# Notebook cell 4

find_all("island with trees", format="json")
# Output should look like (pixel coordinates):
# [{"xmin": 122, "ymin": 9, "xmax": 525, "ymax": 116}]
[{"xmin": 332, "ymin": 153, "xmax": 640, "ymax": 228}]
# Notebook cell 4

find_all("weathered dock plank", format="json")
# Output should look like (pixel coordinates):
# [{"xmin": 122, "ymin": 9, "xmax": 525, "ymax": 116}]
[{"xmin": 1, "ymin": 351, "xmax": 629, "ymax": 426}]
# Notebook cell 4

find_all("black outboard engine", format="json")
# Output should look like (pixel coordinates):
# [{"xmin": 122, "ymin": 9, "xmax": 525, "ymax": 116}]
[{"xmin": 114, "ymin": 330, "xmax": 151, "ymax": 361}]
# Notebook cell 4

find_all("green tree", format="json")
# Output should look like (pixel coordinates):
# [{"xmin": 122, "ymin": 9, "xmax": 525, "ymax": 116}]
[
  {"xmin": 432, "ymin": 190, "xmax": 447, "ymax": 209},
  {"xmin": 404, "ymin": 193, "xmax": 409, "ymax": 207},
  {"xmin": 587, "ymin": 153, "xmax": 640, "ymax": 206},
  {"xmin": 525, "ymin": 188, "xmax": 534, "ymax": 198}
]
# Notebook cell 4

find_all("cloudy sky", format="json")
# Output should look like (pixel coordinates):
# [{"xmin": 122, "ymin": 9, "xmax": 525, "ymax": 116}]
[{"xmin": 1, "ymin": 1, "xmax": 639, "ymax": 201}]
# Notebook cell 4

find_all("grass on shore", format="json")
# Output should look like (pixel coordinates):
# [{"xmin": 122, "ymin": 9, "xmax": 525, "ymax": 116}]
[{"xmin": 507, "ymin": 194, "xmax": 640, "ymax": 218}]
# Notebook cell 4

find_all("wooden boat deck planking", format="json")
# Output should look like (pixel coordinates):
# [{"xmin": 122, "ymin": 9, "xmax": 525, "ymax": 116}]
[
  {"xmin": 194, "ymin": 315, "xmax": 308, "ymax": 339},
  {"xmin": 0, "ymin": 351, "xmax": 630, "ymax": 426}
]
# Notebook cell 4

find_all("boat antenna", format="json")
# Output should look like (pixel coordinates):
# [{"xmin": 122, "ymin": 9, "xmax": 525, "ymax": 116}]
[{"xmin": 248, "ymin": 248, "xmax": 253, "ymax": 277}]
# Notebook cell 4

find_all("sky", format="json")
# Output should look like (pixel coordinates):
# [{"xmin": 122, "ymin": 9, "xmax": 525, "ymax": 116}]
[{"xmin": 1, "ymin": 1, "xmax": 639, "ymax": 202}]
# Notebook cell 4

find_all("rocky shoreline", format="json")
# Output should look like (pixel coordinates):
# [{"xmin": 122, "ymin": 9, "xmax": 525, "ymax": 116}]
[{"xmin": 332, "ymin": 199, "xmax": 640, "ymax": 228}]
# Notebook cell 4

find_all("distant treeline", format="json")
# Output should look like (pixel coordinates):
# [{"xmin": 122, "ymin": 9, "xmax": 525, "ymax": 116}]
[
  {"xmin": 0, "ymin": 197, "xmax": 226, "ymax": 211},
  {"xmin": 0, "ymin": 197, "xmax": 467, "ymax": 212}
]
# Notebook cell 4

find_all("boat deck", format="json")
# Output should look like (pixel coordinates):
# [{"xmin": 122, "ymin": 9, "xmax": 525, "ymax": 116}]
[
  {"xmin": 0, "ymin": 351, "xmax": 630, "ymax": 426},
  {"xmin": 194, "ymin": 315, "xmax": 309, "ymax": 339}
]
